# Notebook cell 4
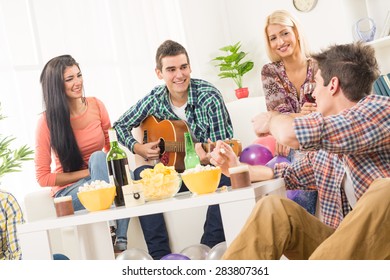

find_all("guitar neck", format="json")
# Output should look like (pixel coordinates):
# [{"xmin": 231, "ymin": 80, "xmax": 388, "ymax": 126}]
[{"xmin": 163, "ymin": 140, "xmax": 241, "ymax": 156}]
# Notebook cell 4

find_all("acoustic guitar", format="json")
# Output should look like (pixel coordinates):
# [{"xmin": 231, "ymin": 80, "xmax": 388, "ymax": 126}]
[{"xmin": 139, "ymin": 116, "xmax": 242, "ymax": 172}]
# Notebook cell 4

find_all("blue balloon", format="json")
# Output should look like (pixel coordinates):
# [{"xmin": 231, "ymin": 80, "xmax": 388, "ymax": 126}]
[
  {"xmin": 239, "ymin": 144, "xmax": 273, "ymax": 166},
  {"xmin": 265, "ymin": 155, "xmax": 291, "ymax": 169},
  {"xmin": 161, "ymin": 253, "xmax": 190, "ymax": 260}
]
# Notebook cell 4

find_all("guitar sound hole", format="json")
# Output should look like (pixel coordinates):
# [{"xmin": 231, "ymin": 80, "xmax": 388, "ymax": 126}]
[{"xmin": 158, "ymin": 138, "xmax": 166, "ymax": 154}]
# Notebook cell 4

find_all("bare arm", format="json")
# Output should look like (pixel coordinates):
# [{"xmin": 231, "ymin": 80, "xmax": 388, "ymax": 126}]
[
  {"xmin": 54, "ymin": 169, "xmax": 90, "ymax": 186},
  {"xmin": 210, "ymin": 141, "xmax": 274, "ymax": 182},
  {"xmin": 252, "ymin": 112, "xmax": 300, "ymax": 149}
]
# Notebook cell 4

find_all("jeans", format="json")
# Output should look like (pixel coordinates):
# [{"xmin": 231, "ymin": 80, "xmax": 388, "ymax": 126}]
[
  {"xmin": 116, "ymin": 165, "xmax": 230, "ymax": 259},
  {"xmin": 54, "ymin": 151, "xmax": 128, "ymax": 239},
  {"xmin": 116, "ymin": 165, "xmax": 171, "ymax": 260},
  {"xmin": 200, "ymin": 173, "xmax": 230, "ymax": 248}
]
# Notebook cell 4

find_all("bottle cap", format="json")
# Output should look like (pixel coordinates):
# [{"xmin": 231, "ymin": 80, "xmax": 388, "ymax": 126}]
[{"xmin": 108, "ymin": 128, "xmax": 118, "ymax": 142}]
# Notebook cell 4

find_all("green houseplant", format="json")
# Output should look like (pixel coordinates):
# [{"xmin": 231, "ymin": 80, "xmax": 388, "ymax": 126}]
[
  {"xmin": 213, "ymin": 41, "xmax": 254, "ymax": 99},
  {"xmin": 0, "ymin": 104, "xmax": 34, "ymax": 180}
]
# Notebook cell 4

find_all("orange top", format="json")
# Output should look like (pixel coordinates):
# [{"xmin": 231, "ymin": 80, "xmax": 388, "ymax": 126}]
[{"xmin": 35, "ymin": 97, "xmax": 111, "ymax": 196}]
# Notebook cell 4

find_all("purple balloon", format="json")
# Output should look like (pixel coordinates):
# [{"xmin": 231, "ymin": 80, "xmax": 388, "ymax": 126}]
[
  {"xmin": 265, "ymin": 155, "xmax": 291, "ymax": 169},
  {"xmin": 239, "ymin": 144, "xmax": 273, "ymax": 166},
  {"xmin": 161, "ymin": 253, "xmax": 190, "ymax": 260}
]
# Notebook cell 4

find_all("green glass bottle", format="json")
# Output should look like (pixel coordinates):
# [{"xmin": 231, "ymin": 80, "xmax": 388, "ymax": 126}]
[
  {"xmin": 184, "ymin": 132, "xmax": 200, "ymax": 169},
  {"xmin": 106, "ymin": 128, "xmax": 131, "ymax": 207}
]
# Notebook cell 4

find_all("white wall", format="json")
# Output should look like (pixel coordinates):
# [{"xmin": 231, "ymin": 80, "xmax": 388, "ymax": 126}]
[{"xmin": 0, "ymin": 0, "xmax": 389, "ymax": 202}]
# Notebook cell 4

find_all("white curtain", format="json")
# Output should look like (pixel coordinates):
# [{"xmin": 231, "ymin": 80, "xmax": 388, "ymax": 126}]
[{"xmin": 0, "ymin": 0, "xmax": 197, "ymax": 201}]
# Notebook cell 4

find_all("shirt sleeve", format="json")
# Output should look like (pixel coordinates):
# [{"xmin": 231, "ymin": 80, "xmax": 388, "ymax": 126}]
[
  {"xmin": 261, "ymin": 63, "xmax": 295, "ymax": 113},
  {"xmin": 3, "ymin": 192, "xmax": 24, "ymax": 260},
  {"xmin": 95, "ymin": 98, "xmax": 112, "ymax": 153},
  {"xmin": 273, "ymin": 151, "xmax": 317, "ymax": 190},
  {"xmin": 204, "ymin": 95, "xmax": 233, "ymax": 142},
  {"xmin": 113, "ymin": 93, "xmax": 156, "ymax": 153},
  {"xmin": 294, "ymin": 96, "xmax": 390, "ymax": 154},
  {"xmin": 34, "ymin": 114, "xmax": 57, "ymax": 186}
]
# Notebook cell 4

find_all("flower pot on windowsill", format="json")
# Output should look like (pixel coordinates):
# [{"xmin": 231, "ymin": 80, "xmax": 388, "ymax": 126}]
[{"xmin": 235, "ymin": 87, "xmax": 249, "ymax": 99}]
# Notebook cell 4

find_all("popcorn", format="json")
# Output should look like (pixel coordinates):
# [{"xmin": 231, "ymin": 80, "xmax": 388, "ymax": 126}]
[
  {"xmin": 78, "ymin": 180, "xmax": 113, "ymax": 192},
  {"xmin": 181, "ymin": 164, "xmax": 219, "ymax": 175}
]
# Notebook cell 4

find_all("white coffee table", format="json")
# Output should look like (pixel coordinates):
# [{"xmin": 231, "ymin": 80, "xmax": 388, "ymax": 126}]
[{"xmin": 18, "ymin": 178, "xmax": 285, "ymax": 259}]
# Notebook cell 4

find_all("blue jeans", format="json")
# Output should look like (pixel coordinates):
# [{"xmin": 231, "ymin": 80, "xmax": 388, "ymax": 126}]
[
  {"xmin": 116, "ymin": 165, "xmax": 171, "ymax": 260},
  {"xmin": 116, "ymin": 165, "xmax": 229, "ymax": 259},
  {"xmin": 54, "ymin": 151, "xmax": 128, "ymax": 238},
  {"xmin": 200, "ymin": 173, "xmax": 230, "ymax": 248}
]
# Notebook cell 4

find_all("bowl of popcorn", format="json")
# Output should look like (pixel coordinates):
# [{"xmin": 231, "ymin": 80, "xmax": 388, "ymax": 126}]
[
  {"xmin": 77, "ymin": 180, "xmax": 116, "ymax": 211},
  {"xmin": 181, "ymin": 165, "xmax": 221, "ymax": 195},
  {"xmin": 138, "ymin": 163, "xmax": 181, "ymax": 201}
]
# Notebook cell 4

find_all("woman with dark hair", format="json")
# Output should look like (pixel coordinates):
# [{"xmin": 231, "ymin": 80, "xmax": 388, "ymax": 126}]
[{"xmin": 35, "ymin": 55, "xmax": 110, "ymax": 210}]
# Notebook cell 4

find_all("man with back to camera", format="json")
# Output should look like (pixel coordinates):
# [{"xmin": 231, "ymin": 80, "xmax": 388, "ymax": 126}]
[
  {"xmin": 113, "ymin": 40, "xmax": 233, "ymax": 259},
  {"xmin": 210, "ymin": 42, "xmax": 390, "ymax": 259}
]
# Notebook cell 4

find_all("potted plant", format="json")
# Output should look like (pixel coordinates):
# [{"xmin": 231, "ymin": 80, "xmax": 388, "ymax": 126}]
[
  {"xmin": 0, "ymin": 104, "xmax": 34, "ymax": 180},
  {"xmin": 213, "ymin": 41, "xmax": 254, "ymax": 99}
]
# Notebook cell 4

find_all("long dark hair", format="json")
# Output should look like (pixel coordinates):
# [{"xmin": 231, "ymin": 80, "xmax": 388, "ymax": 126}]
[{"xmin": 40, "ymin": 55, "xmax": 84, "ymax": 172}]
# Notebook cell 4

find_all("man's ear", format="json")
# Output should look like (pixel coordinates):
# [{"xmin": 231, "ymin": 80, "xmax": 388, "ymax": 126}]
[
  {"xmin": 329, "ymin": 77, "xmax": 340, "ymax": 96},
  {"xmin": 155, "ymin": 68, "xmax": 163, "ymax": 80}
]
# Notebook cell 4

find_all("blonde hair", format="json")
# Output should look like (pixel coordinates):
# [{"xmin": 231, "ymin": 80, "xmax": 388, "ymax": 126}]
[{"xmin": 263, "ymin": 10, "xmax": 310, "ymax": 62}]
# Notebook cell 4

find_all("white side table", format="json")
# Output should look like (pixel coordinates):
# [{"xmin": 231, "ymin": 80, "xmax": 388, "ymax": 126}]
[{"xmin": 18, "ymin": 178, "xmax": 285, "ymax": 259}]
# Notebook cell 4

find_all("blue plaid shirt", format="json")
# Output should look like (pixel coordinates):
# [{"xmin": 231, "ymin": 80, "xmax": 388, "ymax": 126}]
[
  {"xmin": 274, "ymin": 95, "xmax": 390, "ymax": 228},
  {"xmin": 114, "ymin": 78, "xmax": 233, "ymax": 153}
]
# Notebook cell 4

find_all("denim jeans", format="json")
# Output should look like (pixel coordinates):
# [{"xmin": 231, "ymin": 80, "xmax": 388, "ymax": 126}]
[
  {"xmin": 199, "ymin": 173, "xmax": 230, "ymax": 248},
  {"xmin": 116, "ymin": 165, "xmax": 171, "ymax": 260},
  {"xmin": 116, "ymin": 165, "xmax": 230, "ymax": 259},
  {"xmin": 54, "ymin": 151, "xmax": 128, "ymax": 238}
]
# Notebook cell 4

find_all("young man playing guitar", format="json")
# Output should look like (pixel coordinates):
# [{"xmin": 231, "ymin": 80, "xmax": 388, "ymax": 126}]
[{"xmin": 113, "ymin": 40, "xmax": 234, "ymax": 259}]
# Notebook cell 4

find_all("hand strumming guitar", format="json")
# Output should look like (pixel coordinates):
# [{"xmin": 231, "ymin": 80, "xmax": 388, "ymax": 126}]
[{"xmin": 134, "ymin": 139, "xmax": 161, "ymax": 161}]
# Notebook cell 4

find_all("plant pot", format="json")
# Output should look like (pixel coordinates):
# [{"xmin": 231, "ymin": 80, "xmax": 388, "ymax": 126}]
[{"xmin": 235, "ymin": 87, "xmax": 249, "ymax": 99}]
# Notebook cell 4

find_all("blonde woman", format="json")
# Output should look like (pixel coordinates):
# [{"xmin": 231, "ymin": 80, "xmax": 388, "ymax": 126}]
[{"xmin": 262, "ymin": 10, "xmax": 317, "ymax": 158}]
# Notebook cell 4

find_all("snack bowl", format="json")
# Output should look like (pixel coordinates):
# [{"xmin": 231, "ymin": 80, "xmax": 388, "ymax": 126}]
[
  {"xmin": 77, "ymin": 186, "xmax": 116, "ymax": 212},
  {"xmin": 140, "ymin": 176, "xmax": 181, "ymax": 202},
  {"xmin": 181, "ymin": 166, "xmax": 221, "ymax": 195},
  {"xmin": 138, "ymin": 163, "xmax": 182, "ymax": 202}
]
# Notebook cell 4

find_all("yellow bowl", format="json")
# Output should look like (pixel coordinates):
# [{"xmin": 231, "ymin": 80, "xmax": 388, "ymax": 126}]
[
  {"xmin": 77, "ymin": 186, "xmax": 116, "ymax": 211},
  {"xmin": 141, "ymin": 176, "xmax": 182, "ymax": 202},
  {"xmin": 181, "ymin": 168, "xmax": 221, "ymax": 195}
]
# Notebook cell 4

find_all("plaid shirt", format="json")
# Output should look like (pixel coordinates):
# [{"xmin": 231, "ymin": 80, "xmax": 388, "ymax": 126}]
[
  {"xmin": 274, "ymin": 95, "xmax": 390, "ymax": 228},
  {"xmin": 0, "ymin": 190, "xmax": 24, "ymax": 260},
  {"xmin": 114, "ymin": 78, "xmax": 233, "ymax": 152}
]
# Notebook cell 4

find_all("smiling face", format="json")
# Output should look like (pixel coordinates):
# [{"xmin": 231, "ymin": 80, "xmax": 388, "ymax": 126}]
[
  {"xmin": 63, "ymin": 65, "xmax": 83, "ymax": 101},
  {"xmin": 155, "ymin": 54, "xmax": 192, "ymax": 97},
  {"xmin": 267, "ymin": 24, "xmax": 300, "ymax": 60}
]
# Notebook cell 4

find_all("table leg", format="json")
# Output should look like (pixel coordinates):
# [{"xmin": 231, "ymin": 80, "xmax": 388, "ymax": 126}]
[
  {"xmin": 19, "ymin": 230, "xmax": 52, "ymax": 260},
  {"xmin": 76, "ymin": 221, "xmax": 115, "ymax": 259},
  {"xmin": 219, "ymin": 198, "xmax": 257, "ymax": 246}
]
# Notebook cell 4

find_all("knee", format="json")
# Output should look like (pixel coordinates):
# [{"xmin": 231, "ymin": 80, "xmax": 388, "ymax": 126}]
[
  {"xmin": 89, "ymin": 151, "xmax": 106, "ymax": 164},
  {"xmin": 134, "ymin": 165, "xmax": 154, "ymax": 180},
  {"xmin": 254, "ymin": 195, "xmax": 284, "ymax": 214},
  {"xmin": 364, "ymin": 178, "xmax": 390, "ymax": 207}
]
